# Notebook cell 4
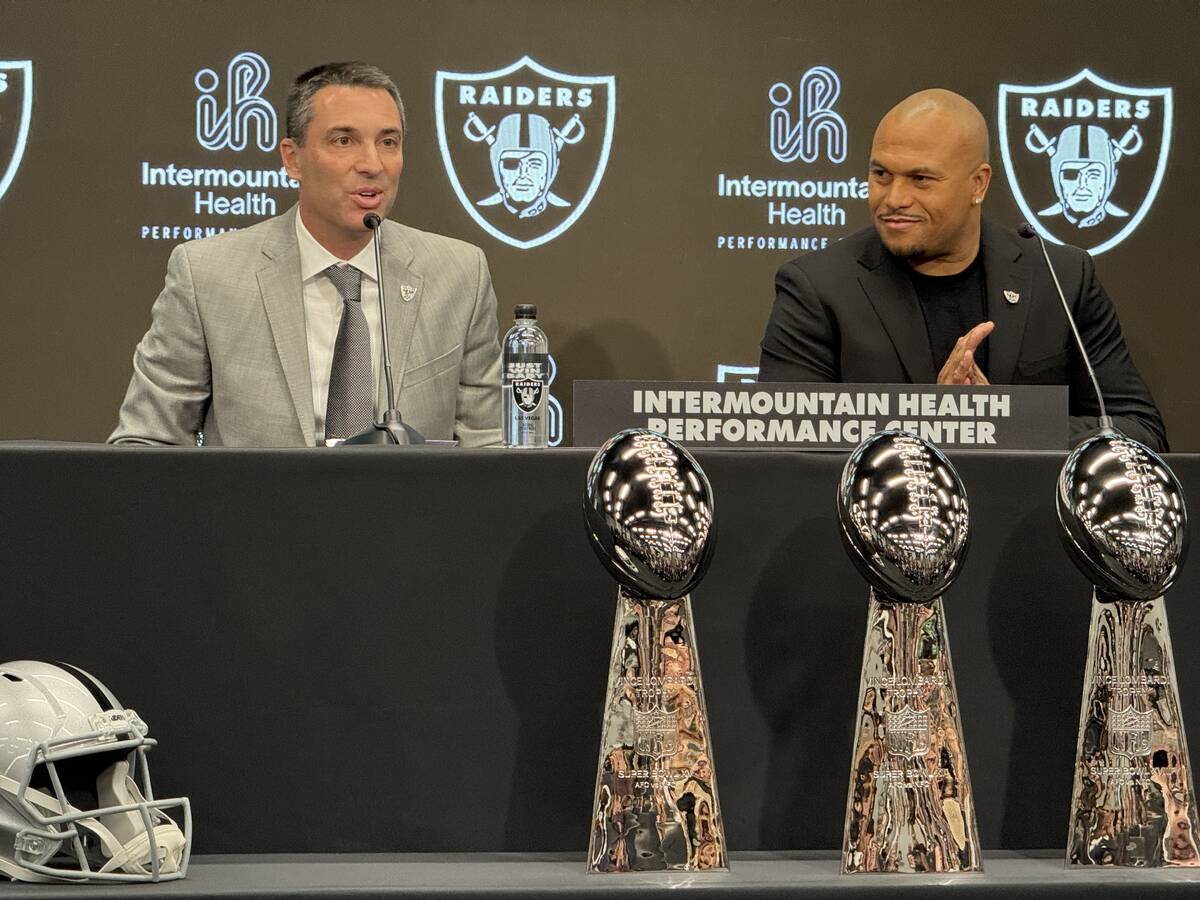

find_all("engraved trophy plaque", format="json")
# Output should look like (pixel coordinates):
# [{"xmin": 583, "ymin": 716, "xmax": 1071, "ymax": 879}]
[
  {"xmin": 837, "ymin": 430, "xmax": 982, "ymax": 873},
  {"xmin": 583, "ymin": 429, "xmax": 726, "ymax": 873},
  {"xmin": 1058, "ymin": 432, "xmax": 1199, "ymax": 866}
]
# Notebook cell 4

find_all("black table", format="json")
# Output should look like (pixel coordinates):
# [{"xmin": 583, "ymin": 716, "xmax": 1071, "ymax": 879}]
[{"xmin": 1, "ymin": 444, "xmax": 1198, "ymax": 857}]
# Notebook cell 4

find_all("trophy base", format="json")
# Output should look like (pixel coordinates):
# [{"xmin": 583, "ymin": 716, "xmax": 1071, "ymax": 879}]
[
  {"xmin": 842, "ymin": 589, "xmax": 982, "ymax": 874},
  {"xmin": 587, "ymin": 589, "xmax": 727, "ymax": 873},
  {"xmin": 1067, "ymin": 591, "xmax": 1200, "ymax": 867}
]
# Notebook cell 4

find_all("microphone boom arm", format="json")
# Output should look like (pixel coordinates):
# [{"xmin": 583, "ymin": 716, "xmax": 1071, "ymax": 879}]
[
  {"xmin": 1018, "ymin": 223, "xmax": 1112, "ymax": 432},
  {"xmin": 364, "ymin": 213, "xmax": 398, "ymax": 418},
  {"xmin": 337, "ymin": 214, "xmax": 425, "ymax": 445}
]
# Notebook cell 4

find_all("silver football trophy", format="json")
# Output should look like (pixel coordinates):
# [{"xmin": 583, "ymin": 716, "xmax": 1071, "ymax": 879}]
[
  {"xmin": 583, "ymin": 429, "xmax": 726, "ymax": 873},
  {"xmin": 837, "ymin": 430, "xmax": 982, "ymax": 873},
  {"xmin": 1058, "ymin": 432, "xmax": 1199, "ymax": 866}
]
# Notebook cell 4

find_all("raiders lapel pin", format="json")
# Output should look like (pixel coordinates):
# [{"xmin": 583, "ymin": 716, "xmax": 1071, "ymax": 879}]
[
  {"xmin": 1004, "ymin": 290, "xmax": 1020, "ymax": 304},
  {"xmin": 401, "ymin": 284, "xmax": 417, "ymax": 303}
]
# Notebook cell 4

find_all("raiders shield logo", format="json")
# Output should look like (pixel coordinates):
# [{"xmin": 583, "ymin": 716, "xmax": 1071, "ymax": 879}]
[
  {"xmin": 435, "ymin": 56, "xmax": 616, "ymax": 250},
  {"xmin": 513, "ymin": 378, "xmax": 543, "ymax": 413},
  {"xmin": 0, "ymin": 60, "xmax": 33, "ymax": 204},
  {"xmin": 998, "ymin": 69, "xmax": 1172, "ymax": 255}
]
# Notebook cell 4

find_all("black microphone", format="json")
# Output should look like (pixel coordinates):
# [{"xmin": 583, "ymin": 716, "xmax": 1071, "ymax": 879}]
[
  {"xmin": 337, "ymin": 214, "xmax": 425, "ymax": 445},
  {"xmin": 1016, "ymin": 222, "xmax": 1114, "ymax": 433}
]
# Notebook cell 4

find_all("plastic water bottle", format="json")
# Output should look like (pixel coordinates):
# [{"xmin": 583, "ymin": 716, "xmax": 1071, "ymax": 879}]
[{"xmin": 502, "ymin": 304, "xmax": 549, "ymax": 448}]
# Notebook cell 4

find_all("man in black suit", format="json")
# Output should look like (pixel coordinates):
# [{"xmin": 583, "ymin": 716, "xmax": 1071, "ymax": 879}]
[{"xmin": 758, "ymin": 89, "xmax": 1166, "ymax": 450}]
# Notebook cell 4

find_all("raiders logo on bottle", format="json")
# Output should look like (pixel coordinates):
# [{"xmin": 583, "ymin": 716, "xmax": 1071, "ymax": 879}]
[{"xmin": 513, "ymin": 378, "xmax": 544, "ymax": 413}]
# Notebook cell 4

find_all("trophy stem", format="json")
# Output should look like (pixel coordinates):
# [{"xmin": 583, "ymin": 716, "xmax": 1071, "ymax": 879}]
[
  {"xmin": 1067, "ymin": 591, "xmax": 1200, "ymax": 866},
  {"xmin": 587, "ymin": 588, "xmax": 727, "ymax": 873},
  {"xmin": 842, "ymin": 589, "xmax": 982, "ymax": 873}
]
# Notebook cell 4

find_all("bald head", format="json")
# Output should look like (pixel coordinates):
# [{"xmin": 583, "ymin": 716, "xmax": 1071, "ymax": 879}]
[
  {"xmin": 879, "ymin": 89, "xmax": 990, "ymax": 167},
  {"xmin": 867, "ymin": 88, "xmax": 994, "ymax": 273}
]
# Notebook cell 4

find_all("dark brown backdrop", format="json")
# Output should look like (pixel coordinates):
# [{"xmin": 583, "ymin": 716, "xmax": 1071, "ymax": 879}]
[{"xmin": 0, "ymin": 0, "xmax": 1194, "ymax": 446}]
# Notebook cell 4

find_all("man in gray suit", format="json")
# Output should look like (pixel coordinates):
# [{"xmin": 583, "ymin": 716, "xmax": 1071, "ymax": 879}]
[{"xmin": 110, "ymin": 62, "xmax": 502, "ymax": 447}]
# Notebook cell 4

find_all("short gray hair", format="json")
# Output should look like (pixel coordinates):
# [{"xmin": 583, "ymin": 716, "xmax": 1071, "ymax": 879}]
[{"xmin": 286, "ymin": 61, "xmax": 406, "ymax": 144}]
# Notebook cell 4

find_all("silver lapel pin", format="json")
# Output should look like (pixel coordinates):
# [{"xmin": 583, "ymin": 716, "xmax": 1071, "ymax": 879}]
[
  {"xmin": 400, "ymin": 284, "xmax": 417, "ymax": 303},
  {"xmin": 1003, "ymin": 290, "xmax": 1020, "ymax": 305}
]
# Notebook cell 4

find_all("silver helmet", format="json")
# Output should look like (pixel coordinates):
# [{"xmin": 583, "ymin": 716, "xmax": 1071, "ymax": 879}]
[
  {"xmin": 1050, "ymin": 124, "xmax": 1117, "ymax": 226},
  {"xmin": 489, "ymin": 113, "xmax": 560, "ymax": 217},
  {"xmin": 0, "ymin": 661, "xmax": 190, "ymax": 882}
]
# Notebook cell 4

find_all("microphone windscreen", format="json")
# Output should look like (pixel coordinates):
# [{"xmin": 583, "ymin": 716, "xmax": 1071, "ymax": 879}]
[
  {"xmin": 1016, "ymin": 222, "xmax": 1035, "ymax": 239},
  {"xmin": 363, "ymin": 213, "xmax": 382, "ymax": 230}
]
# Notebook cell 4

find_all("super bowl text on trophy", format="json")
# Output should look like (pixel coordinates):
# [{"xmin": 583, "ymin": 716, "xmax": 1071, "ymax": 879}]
[
  {"xmin": 837, "ymin": 430, "xmax": 982, "ymax": 874},
  {"xmin": 582, "ymin": 429, "xmax": 727, "ymax": 873}
]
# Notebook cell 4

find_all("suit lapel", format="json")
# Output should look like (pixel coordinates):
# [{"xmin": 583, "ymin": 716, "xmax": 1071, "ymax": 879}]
[
  {"xmin": 857, "ymin": 239, "xmax": 937, "ymax": 383},
  {"xmin": 980, "ymin": 220, "xmax": 1031, "ymax": 386},
  {"xmin": 379, "ymin": 223, "xmax": 425, "ymax": 396},
  {"xmin": 256, "ymin": 211, "xmax": 316, "ymax": 446}
]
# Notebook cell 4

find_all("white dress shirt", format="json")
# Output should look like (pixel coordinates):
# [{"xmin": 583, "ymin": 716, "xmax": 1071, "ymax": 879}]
[{"xmin": 295, "ymin": 214, "xmax": 384, "ymax": 443}]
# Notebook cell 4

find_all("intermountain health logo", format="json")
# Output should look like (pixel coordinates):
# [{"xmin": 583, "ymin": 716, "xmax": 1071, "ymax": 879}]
[
  {"xmin": 0, "ymin": 60, "xmax": 33, "ymax": 204},
  {"xmin": 715, "ymin": 65, "xmax": 861, "ymax": 253},
  {"xmin": 435, "ymin": 57, "xmax": 616, "ymax": 250},
  {"xmin": 998, "ymin": 69, "xmax": 1172, "ymax": 255},
  {"xmin": 138, "ymin": 50, "xmax": 295, "ymax": 241}
]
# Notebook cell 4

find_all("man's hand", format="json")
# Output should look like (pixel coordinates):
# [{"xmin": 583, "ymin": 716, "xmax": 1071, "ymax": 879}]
[{"xmin": 937, "ymin": 321, "xmax": 994, "ymax": 385}]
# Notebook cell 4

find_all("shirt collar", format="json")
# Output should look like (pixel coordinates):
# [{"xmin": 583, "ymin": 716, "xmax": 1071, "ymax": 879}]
[{"xmin": 295, "ymin": 212, "xmax": 378, "ymax": 283}]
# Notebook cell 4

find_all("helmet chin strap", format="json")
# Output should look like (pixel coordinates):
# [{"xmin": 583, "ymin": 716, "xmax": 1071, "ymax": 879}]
[
  {"xmin": 94, "ymin": 759, "xmax": 185, "ymax": 875},
  {"xmin": 97, "ymin": 824, "xmax": 186, "ymax": 876}
]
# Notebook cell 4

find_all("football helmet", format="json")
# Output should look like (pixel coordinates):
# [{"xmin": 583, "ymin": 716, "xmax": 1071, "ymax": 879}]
[
  {"xmin": 489, "ymin": 113, "xmax": 560, "ymax": 217},
  {"xmin": 0, "ymin": 661, "xmax": 190, "ymax": 882}
]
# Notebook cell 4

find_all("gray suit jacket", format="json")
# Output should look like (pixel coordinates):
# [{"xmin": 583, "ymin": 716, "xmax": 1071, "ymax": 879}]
[{"xmin": 110, "ymin": 207, "xmax": 502, "ymax": 447}]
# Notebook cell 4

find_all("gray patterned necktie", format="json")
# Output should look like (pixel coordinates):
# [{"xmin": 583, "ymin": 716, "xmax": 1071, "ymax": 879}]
[{"xmin": 323, "ymin": 264, "xmax": 374, "ymax": 440}]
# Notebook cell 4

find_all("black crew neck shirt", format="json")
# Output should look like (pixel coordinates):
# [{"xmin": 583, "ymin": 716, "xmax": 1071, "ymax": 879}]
[{"xmin": 908, "ymin": 254, "xmax": 989, "ymax": 378}]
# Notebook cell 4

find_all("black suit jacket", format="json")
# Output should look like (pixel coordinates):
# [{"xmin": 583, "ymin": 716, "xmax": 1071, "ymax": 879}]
[{"xmin": 758, "ymin": 219, "xmax": 1167, "ymax": 451}]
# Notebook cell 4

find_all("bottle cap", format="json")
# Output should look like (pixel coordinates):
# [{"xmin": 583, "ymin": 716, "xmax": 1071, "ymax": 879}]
[{"xmin": 514, "ymin": 304, "xmax": 537, "ymax": 320}]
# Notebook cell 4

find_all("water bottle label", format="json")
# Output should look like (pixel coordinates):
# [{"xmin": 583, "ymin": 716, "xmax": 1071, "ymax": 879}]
[
  {"xmin": 502, "ymin": 349, "xmax": 548, "ymax": 447},
  {"xmin": 504, "ymin": 353, "xmax": 547, "ymax": 383}
]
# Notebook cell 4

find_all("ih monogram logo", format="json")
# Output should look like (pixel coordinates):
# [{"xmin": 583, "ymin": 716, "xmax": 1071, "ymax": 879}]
[
  {"xmin": 769, "ymin": 66, "xmax": 847, "ymax": 164},
  {"xmin": 195, "ymin": 51, "xmax": 278, "ymax": 152}
]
